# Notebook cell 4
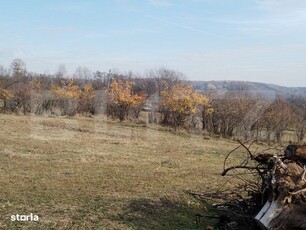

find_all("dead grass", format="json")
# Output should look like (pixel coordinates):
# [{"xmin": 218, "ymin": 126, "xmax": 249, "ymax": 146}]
[{"xmin": 0, "ymin": 114, "xmax": 267, "ymax": 229}]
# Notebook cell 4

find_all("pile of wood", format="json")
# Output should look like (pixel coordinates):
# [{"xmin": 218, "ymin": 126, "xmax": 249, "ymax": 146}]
[
  {"xmin": 255, "ymin": 162, "xmax": 306, "ymax": 229},
  {"xmin": 192, "ymin": 142, "xmax": 306, "ymax": 230}
]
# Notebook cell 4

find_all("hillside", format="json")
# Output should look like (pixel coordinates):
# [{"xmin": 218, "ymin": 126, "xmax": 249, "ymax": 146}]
[{"xmin": 191, "ymin": 80, "xmax": 306, "ymax": 98}]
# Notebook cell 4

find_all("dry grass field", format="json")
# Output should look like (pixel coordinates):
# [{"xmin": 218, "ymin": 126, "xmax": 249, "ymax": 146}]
[{"xmin": 0, "ymin": 114, "xmax": 266, "ymax": 229}]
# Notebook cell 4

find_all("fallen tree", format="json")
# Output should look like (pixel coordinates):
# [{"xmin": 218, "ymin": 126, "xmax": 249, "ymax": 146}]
[{"xmin": 191, "ymin": 141, "xmax": 306, "ymax": 230}]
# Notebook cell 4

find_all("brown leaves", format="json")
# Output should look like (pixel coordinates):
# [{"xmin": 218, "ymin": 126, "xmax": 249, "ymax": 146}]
[
  {"xmin": 51, "ymin": 78, "xmax": 95, "ymax": 100},
  {"xmin": 108, "ymin": 79, "xmax": 145, "ymax": 121},
  {"xmin": 0, "ymin": 87, "xmax": 13, "ymax": 100},
  {"xmin": 109, "ymin": 80, "xmax": 144, "ymax": 107},
  {"xmin": 160, "ymin": 84, "xmax": 211, "ymax": 114},
  {"xmin": 160, "ymin": 84, "xmax": 212, "ymax": 128}
]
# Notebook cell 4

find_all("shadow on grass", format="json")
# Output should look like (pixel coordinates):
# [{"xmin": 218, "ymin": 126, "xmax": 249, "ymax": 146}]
[{"xmin": 117, "ymin": 197, "xmax": 215, "ymax": 230}]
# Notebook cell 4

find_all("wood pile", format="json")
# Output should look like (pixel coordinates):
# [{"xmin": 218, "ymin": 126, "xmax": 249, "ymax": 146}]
[{"xmin": 191, "ymin": 142, "xmax": 306, "ymax": 230}]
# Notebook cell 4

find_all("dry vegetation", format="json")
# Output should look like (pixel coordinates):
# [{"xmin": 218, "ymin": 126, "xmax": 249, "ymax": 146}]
[{"xmin": 0, "ymin": 113, "xmax": 262, "ymax": 229}]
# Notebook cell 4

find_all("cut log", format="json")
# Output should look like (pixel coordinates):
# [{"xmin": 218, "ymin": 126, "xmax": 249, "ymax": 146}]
[
  {"xmin": 255, "ymin": 162, "xmax": 306, "ymax": 230},
  {"xmin": 255, "ymin": 194, "xmax": 285, "ymax": 230}
]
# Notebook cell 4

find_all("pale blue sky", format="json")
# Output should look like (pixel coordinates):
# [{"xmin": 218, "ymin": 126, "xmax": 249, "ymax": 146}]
[{"xmin": 1, "ymin": 0, "xmax": 306, "ymax": 86}]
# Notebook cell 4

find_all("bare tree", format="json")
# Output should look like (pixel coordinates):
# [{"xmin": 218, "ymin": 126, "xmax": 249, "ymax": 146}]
[
  {"xmin": 55, "ymin": 64, "xmax": 67, "ymax": 79},
  {"xmin": 147, "ymin": 67, "xmax": 183, "ymax": 96},
  {"xmin": 10, "ymin": 59, "xmax": 27, "ymax": 78},
  {"xmin": 74, "ymin": 66, "xmax": 92, "ymax": 83},
  {"xmin": 0, "ymin": 65, "xmax": 9, "ymax": 77},
  {"xmin": 260, "ymin": 96, "xmax": 294, "ymax": 144},
  {"xmin": 287, "ymin": 95, "xmax": 306, "ymax": 143}
]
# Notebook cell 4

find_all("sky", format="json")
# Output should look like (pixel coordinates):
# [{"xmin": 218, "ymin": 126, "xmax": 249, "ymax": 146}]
[{"xmin": 0, "ymin": 0, "xmax": 306, "ymax": 86}]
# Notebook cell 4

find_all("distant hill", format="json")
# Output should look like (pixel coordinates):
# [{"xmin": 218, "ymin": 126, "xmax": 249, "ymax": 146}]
[{"xmin": 190, "ymin": 80, "xmax": 306, "ymax": 98}]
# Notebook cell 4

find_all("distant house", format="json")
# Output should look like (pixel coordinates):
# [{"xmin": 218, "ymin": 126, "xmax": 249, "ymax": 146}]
[
  {"xmin": 143, "ymin": 92, "xmax": 160, "ymax": 124},
  {"xmin": 143, "ymin": 92, "xmax": 160, "ymax": 112}
]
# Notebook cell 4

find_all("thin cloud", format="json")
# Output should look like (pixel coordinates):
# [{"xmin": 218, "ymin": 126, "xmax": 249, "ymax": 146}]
[
  {"xmin": 0, "ymin": 47, "xmax": 26, "ymax": 58},
  {"xmin": 50, "ymin": 3, "xmax": 90, "ymax": 12},
  {"xmin": 148, "ymin": 0, "xmax": 173, "ymax": 7},
  {"xmin": 255, "ymin": 0, "xmax": 306, "ymax": 11},
  {"xmin": 83, "ymin": 28, "xmax": 159, "ymax": 39},
  {"xmin": 145, "ymin": 15, "xmax": 225, "ymax": 38},
  {"xmin": 212, "ymin": 2, "xmax": 306, "ymax": 37},
  {"xmin": 219, "ymin": 13, "xmax": 306, "ymax": 27},
  {"xmin": 254, "ymin": 0, "xmax": 306, "ymax": 25},
  {"xmin": 37, "ymin": 26, "xmax": 74, "ymax": 35}
]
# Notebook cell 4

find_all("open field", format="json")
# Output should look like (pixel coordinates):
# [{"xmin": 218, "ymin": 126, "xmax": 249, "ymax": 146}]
[{"xmin": 0, "ymin": 114, "xmax": 267, "ymax": 229}]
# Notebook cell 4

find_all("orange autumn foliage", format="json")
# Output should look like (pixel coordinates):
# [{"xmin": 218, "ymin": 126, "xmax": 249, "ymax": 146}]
[
  {"xmin": 108, "ymin": 80, "xmax": 145, "ymax": 121},
  {"xmin": 51, "ymin": 78, "xmax": 95, "ymax": 101},
  {"xmin": 51, "ymin": 78, "xmax": 95, "ymax": 115},
  {"xmin": 160, "ymin": 84, "xmax": 212, "ymax": 129},
  {"xmin": 0, "ymin": 87, "xmax": 13, "ymax": 100}
]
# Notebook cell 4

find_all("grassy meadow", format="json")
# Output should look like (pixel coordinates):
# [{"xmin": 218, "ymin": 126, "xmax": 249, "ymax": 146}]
[{"xmin": 0, "ymin": 114, "xmax": 263, "ymax": 229}]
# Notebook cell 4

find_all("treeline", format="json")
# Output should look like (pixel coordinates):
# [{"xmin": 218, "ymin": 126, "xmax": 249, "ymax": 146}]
[
  {"xmin": 1, "ymin": 59, "xmax": 306, "ymax": 144},
  {"xmin": 206, "ymin": 92, "xmax": 305, "ymax": 144}
]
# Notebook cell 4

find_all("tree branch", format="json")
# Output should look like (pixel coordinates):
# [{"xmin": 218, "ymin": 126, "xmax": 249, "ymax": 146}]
[{"xmin": 221, "ymin": 165, "xmax": 267, "ymax": 176}]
